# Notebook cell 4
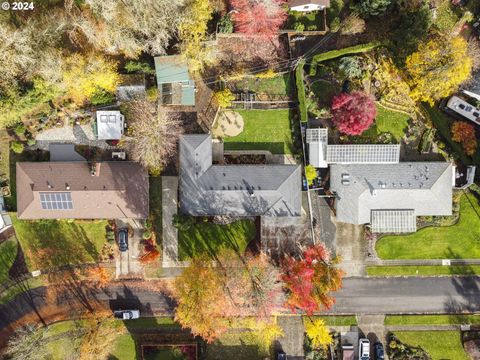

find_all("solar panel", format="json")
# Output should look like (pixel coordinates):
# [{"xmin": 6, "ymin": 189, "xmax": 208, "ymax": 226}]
[
  {"xmin": 40, "ymin": 192, "xmax": 73, "ymax": 210},
  {"xmin": 371, "ymin": 209, "xmax": 416, "ymax": 233},
  {"xmin": 306, "ymin": 128, "xmax": 328, "ymax": 143},
  {"xmin": 326, "ymin": 145, "xmax": 400, "ymax": 164}
]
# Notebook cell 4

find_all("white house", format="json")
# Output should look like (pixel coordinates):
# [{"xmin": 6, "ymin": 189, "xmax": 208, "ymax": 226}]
[{"xmin": 288, "ymin": 0, "xmax": 330, "ymax": 12}]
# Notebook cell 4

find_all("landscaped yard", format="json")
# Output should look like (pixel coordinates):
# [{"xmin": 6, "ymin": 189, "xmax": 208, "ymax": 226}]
[
  {"xmin": 285, "ymin": 10, "xmax": 325, "ymax": 31},
  {"xmin": 386, "ymin": 314, "xmax": 480, "ymax": 326},
  {"xmin": 392, "ymin": 331, "xmax": 469, "ymax": 360},
  {"xmin": 223, "ymin": 110, "xmax": 295, "ymax": 154},
  {"xmin": 362, "ymin": 105, "xmax": 410, "ymax": 141},
  {"xmin": 0, "ymin": 237, "xmax": 18, "ymax": 283},
  {"xmin": 230, "ymin": 74, "xmax": 293, "ymax": 96},
  {"xmin": 11, "ymin": 215, "xmax": 108, "ymax": 270},
  {"xmin": 178, "ymin": 219, "xmax": 255, "ymax": 260},
  {"xmin": 376, "ymin": 193, "xmax": 480, "ymax": 259},
  {"xmin": 367, "ymin": 265, "xmax": 480, "ymax": 277},
  {"xmin": 309, "ymin": 79, "xmax": 338, "ymax": 107}
]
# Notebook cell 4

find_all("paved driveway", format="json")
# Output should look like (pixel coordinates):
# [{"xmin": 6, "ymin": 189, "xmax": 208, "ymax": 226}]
[{"xmin": 115, "ymin": 219, "xmax": 144, "ymax": 278}]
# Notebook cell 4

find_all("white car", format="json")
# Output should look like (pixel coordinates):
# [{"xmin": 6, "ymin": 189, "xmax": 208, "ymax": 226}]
[
  {"xmin": 359, "ymin": 338, "xmax": 370, "ymax": 360},
  {"xmin": 114, "ymin": 310, "xmax": 140, "ymax": 320}
]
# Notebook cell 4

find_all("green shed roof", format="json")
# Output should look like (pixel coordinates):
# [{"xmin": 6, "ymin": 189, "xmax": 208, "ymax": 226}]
[{"xmin": 154, "ymin": 55, "xmax": 195, "ymax": 106}]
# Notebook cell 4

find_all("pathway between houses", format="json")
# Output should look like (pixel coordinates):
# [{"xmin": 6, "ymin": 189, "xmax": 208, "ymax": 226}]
[
  {"xmin": 33, "ymin": 124, "xmax": 113, "ymax": 150},
  {"xmin": 162, "ymin": 176, "xmax": 179, "ymax": 267}
]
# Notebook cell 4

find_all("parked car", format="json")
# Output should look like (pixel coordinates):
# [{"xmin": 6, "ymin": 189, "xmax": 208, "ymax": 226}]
[
  {"xmin": 118, "ymin": 228, "xmax": 128, "ymax": 252},
  {"xmin": 114, "ymin": 310, "xmax": 140, "ymax": 320},
  {"xmin": 276, "ymin": 350, "xmax": 287, "ymax": 360},
  {"xmin": 359, "ymin": 338, "xmax": 370, "ymax": 360},
  {"xmin": 374, "ymin": 342, "xmax": 384, "ymax": 360}
]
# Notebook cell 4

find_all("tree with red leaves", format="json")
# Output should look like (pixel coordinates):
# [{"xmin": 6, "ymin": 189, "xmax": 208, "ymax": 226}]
[
  {"xmin": 230, "ymin": 0, "xmax": 288, "ymax": 37},
  {"xmin": 331, "ymin": 91, "xmax": 377, "ymax": 136},
  {"xmin": 282, "ymin": 244, "xmax": 343, "ymax": 315},
  {"xmin": 451, "ymin": 121, "xmax": 478, "ymax": 156}
]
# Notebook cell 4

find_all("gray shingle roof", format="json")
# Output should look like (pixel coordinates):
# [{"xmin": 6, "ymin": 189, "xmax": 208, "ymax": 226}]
[
  {"xmin": 179, "ymin": 134, "xmax": 301, "ymax": 217},
  {"xmin": 330, "ymin": 162, "xmax": 453, "ymax": 224}
]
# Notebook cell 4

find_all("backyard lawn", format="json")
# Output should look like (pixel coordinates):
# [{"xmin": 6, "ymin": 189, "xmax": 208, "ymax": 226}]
[
  {"xmin": 11, "ymin": 215, "xmax": 108, "ymax": 270},
  {"xmin": 363, "ymin": 105, "xmax": 409, "ymax": 141},
  {"xmin": 231, "ymin": 74, "xmax": 293, "ymax": 96},
  {"xmin": 376, "ymin": 193, "xmax": 480, "ymax": 259},
  {"xmin": 223, "ymin": 110, "xmax": 295, "ymax": 154},
  {"xmin": 0, "ymin": 237, "xmax": 18, "ymax": 283},
  {"xmin": 392, "ymin": 331, "xmax": 469, "ymax": 360},
  {"xmin": 178, "ymin": 219, "xmax": 255, "ymax": 260},
  {"xmin": 285, "ymin": 10, "xmax": 325, "ymax": 31},
  {"xmin": 310, "ymin": 79, "xmax": 338, "ymax": 107}
]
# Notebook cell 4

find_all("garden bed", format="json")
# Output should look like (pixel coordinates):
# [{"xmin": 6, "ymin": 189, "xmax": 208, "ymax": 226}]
[
  {"xmin": 228, "ymin": 74, "xmax": 293, "ymax": 96},
  {"xmin": 285, "ymin": 10, "xmax": 326, "ymax": 32},
  {"xmin": 223, "ymin": 154, "xmax": 266, "ymax": 165}
]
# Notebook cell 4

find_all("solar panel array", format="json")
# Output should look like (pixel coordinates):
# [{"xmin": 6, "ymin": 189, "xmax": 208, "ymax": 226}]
[
  {"xmin": 306, "ymin": 128, "xmax": 328, "ymax": 143},
  {"xmin": 40, "ymin": 192, "xmax": 73, "ymax": 210},
  {"xmin": 326, "ymin": 145, "xmax": 400, "ymax": 164},
  {"xmin": 371, "ymin": 209, "xmax": 416, "ymax": 233}
]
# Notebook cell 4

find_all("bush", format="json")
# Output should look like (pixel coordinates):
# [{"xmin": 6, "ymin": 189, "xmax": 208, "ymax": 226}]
[
  {"xmin": 27, "ymin": 139, "xmax": 36, "ymax": 147},
  {"xmin": 10, "ymin": 141, "xmax": 24, "ymax": 154},
  {"xmin": 255, "ymin": 69, "xmax": 277, "ymax": 79},
  {"xmin": 295, "ymin": 61, "xmax": 308, "ymax": 123},
  {"xmin": 218, "ymin": 13, "xmax": 234, "ymax": 33},
  {"xmin": 311, "ymin": 42, "xmax": 381, "ymax": 64},
  {"xmin": 354, "ymin": 0, "xmax": 393, "ymax": 16},
  {"xmin": 13, "ymin": 123, "xmax": 26, "ymax": 136},
  {"xmin": 214, "ymin": 89, "xmax": 235, "ymax": 108},
  {"xmin": 143, "ymin": 230, "xmax": 152, "ymax": 240},
  {"xmin": 330, "ymin": 17, "xmax": 341, "ymax": 32},
  {"xmin": 124, "ymin": 61, "xmax": 155, "ymax": 75},
  {"xmin": 89, "ymin": 89, "xmax": 116, "ymax": 105},
  {"xmin": 340, "ymin": 14, "xmax": 366, "ymax": 34},
  {"xmin": 294, "ymin": 22, "xmax": 305, "ymax": 32},
  {"xmin": 338, "ymin": 56, "xmax": 363, "ymax": 79},
  {"xmin": 305, "ymin": 165, "xmax": 317, "ymax": 186}
]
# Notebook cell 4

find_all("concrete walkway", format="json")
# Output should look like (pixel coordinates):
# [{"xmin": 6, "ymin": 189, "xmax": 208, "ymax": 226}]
[
  {"xmin": 162, "ymin": 176, "xmax": 179, "ymax": 267},
  {"xmin": 277, "ymin": 316, "xmax": 305, "ymax": 359},
  {"xmin": 367, "ymin": 259, "xmax": 480, "ymax": 266},
  {"xmin": 33, "ymin": 124, "xmax": 113, "ymax": 150}
]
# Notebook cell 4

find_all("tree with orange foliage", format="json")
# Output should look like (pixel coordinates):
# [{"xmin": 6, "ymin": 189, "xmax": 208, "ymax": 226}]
[
  {"xmin": 282, "ymin": 244, "xmax": 343, "ymax": 315},
  {"xmin": 451, "ymin": 121, "xmax": 478, "ymax": 156},
  {"xmin": 140, "ymin": 249, "xmax": 160, "ymax": 264},
  {"xmin": 230, "ymin": 0, "xmax": 287, "ymax": 38}
]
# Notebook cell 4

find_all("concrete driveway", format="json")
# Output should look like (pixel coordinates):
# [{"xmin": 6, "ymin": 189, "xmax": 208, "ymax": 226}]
[{"xmin": 115, "ymin": 219, "xmax": 144, "ymax": 278}]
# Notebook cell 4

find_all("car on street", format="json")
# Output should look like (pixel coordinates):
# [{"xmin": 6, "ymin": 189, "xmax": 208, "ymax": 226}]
[
  {"xmin": 118, "ymin": 228, "xmax": 128, "ymax": 252},
  {"xmin": 359, "ymin": 338, "xmax": 370, "ymax": 360},
  {"xmin": 114, "ymin": 310, "xmax": 140, "ymax": 320},
  {"xmin": 374, "ymin": 342, "xmax": 384, "ymax": 360}
]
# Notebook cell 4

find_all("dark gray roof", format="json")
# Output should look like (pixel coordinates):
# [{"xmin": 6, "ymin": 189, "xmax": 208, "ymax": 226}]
[
  {"xmin": 330, "ymin": 162, "xmax": 453, "ymax": 224},
  {"xmin": 179, "ymin": 134, "xmax": 301, "ymax": 217}
]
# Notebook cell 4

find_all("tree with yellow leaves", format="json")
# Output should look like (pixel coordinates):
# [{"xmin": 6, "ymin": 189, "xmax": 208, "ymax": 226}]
[
  {"xmin": 305, "ymin": 318, "xmax": 333, "ymax": 350},
  {"xmin": 62, "ymin": 53, "xmax": 119, "ymax": 105},
  {"xmin": 405, "ymin": 35, "xmax": 472, "ymax": 104}
]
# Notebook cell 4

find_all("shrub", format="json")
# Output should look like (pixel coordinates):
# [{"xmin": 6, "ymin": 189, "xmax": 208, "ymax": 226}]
[
  {"xmin": 143, "ymin": 230, "xmax": 153, "ymax": 240},
  {"xmin": 451, "ymin": 121, "xmax": 477, "ymax": 155},
  {"xmin": 27, "ymin": 139, "xmax": 36, "ymax": 147},
  {"xmin": 331, "ymin": 91, "xmax": 376, "ymax": 135},
  {"xmin": 294, "ymin": 22, "xmax": 305, "ymax": 31},
  {"xmin": 124, "ymin": 61, "xmax": 155, "ymax": 75},
  {"xmin": 338, "ymin": 56, "xmax": 363, "ymax": 79},
  {"xmin": 340, "ymin": 14, "xmax": 366, "ymax": 34},
  {"xmin": 330, "ymin": 17, "xmax": 341, "ymax": 32},
  {"xmin": 10, "ymin": 141, "xmax": 24, "ymax": 154},
  {"xmin": 218, "ymin": 13, "xmax": 234, "ymax": 33},
  {"xmin": 305, "ymin": 165, "xmax": 317, "ymax": 186},
  {"xmin": 311, "ymin": 42, "xmax": 381, "ymax": 64},
  {"xmin": 13, "ymin": 123, "xmax": 26, "ymax": 136},
  {"xmin": 214, "ymin": 89, "xmax": 235, "ymax": 108},
  {"xmin": 354, "ymin": 0, "xmax": 393, "ymax": 16},
  {"xmin": 295, "ymin": 61, "xmax": 308, "ymax": 123},
  {"xmin": 255, "ymin": 69, "xmax": 277, "ymax": 79}
]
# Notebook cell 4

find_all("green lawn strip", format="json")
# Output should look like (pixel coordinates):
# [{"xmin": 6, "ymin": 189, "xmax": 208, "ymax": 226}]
[
  {"xmin": 178, "ymin": 219, "xmax": 255, "ymax": 260},
  {"xmin": 0, "ymin": 276, "xmax": 45, "ymax": 305},
  {"xmin": 296, "ymin": 61, "xmax": 308, "ymax": 123},
  {"xmin": 223, "ymin": 109, "xmax": 295, "ymax": 154},
  {"xmin": 46, "ymin": 337, "xmax": 79, "ymax": 360},
  {"xmin": 11, "ymin": 214, "xmax": 107, "ymax": 271},
  {"xmin": 235, "ymin": 74, "xmax": 292, "ymax": 95},
  {"xmin": 0, "ymin": 237, "xmax": 18, "ymax": 283},
  {"xmin": 386, "ymin": 315, "xmax": 480, "ymax": 326},
  {"xmin": 373, "ymin": 104, "xmax": 410, "ymax": 141},
  {"xmin": 375, "ymin": 193, "xmax": 480, "ymax": 259},
  {"xmin": 206, "ymin": 331, "xmax": 269, "ymax": 360},
  {"xmin": 311, "ymin": 42, "xmax": 381, "ymax": 64},
  {"xmin": 367, "ymin": 265, "xmax": 480, "ymax": 277},
  {"xmin": 124, "ymin": 317, "xmax": 180, "ymax": 330},
  {"xmin": 0, "ymin": 130, "xmax": 10, "ymax": 183},
  {"xmin": 109, "ymin": 333, "xmax": 137, "ymax": 360},
  {"xmin": 305, "ymin": 315, "xmax": 358, "ymax": 327},
  {"xmin": 392, "ymin": 331, "xmax": 469, "ymax": 360}
]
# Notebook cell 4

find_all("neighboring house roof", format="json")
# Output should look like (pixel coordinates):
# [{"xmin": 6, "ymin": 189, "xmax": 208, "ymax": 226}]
[
  {"xmin": 288, "ymin": 0, "xmax": 330, "ymax": 8},
  {"xmin": 49, "ymin": 144, "xmax": 86, "ymax": 162},
  {"xmin": 96, "ymin": 111, "xmax": 125, "ymax": 140},
  {"xmin": 16, "ymin": 162, "xmax": 149, "ymax": 219},
  {"xmin": 330, "ymin": 162, "xmax": 453, "ymax": 225},
  {"xmin": 179, "ymin": 134, "xmax": 301, "ymax": 217},
  {"xmin": 154, "ymin": 55, "xmax": 195, "ymax": 106},
  {"xmin": 117, "ymin": 74, "xmax": 146, "ymax": 102}
]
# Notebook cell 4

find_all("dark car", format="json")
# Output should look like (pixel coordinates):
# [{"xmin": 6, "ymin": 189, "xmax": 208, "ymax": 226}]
[
  {"xmin": 276, "ymin": 350, "xmax": 287, "ymax": 360},
  {"xmin": 374, "ymin": 342, "xmax": 384, "ymax": 360},
  {"xmin": 118, "ymin": 229, "xmax": 128, "ymax": 252}
]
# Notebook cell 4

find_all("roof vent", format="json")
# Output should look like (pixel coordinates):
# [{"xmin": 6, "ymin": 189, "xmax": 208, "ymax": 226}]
[
  {"xmin": 341, "ymin": 179, "xmax": 350, "ymax": 185},
  {"xmin": 65, "ymin": 183, "xmax": 70, "ymax": 190},
  {"xmin": 372, "ymin": 190, "xmax": 377, "ymax": 196},
  {"xmin": 47, "ymin": 181, "xmax": 53, "ymax": 189},
  {"xmin": 381, "ymin": 183, "xmax": 386, "ymax": 189}
]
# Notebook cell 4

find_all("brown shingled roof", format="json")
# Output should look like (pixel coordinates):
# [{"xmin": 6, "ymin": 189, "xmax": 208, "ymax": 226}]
[{"xmin": 16, "ymin": 162, "xmax": 149, "ymax": 219}]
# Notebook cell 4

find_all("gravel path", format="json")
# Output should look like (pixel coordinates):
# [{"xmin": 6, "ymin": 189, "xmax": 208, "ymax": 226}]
[{"xmin": 33, "ymin": 124, "xmax": 113, "ymax": 150}]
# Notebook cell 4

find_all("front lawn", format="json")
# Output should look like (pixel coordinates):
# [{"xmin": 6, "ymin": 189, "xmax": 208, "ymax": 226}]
[
  {"xmin": 386, "ymin": 315, "xmax": 480, "ymax": 326},
  {"xmin": 12, "ymin": 215, "xmax": 108, "ymax": 270},
  {"xmin": 367, "ymin": 265, "xmax": 480, "ymax": 277},
  {"xmin": 206, "ymin": 331, "xmax": 269, "ymax": 360},
  {"xmin": 178, "ymin": 219, "xmax": 256, "ymax": 260},
  {"xmin": 0, "ymin": 237, "xmax": 18, "ymax": 283},
  {"xmin": 223, "ymin": 110, "xmax": 295, "ymax": 155},
  {"xmin": 376, "ymin": 193, "xmax": 480, "ymax": 259},
  {"xmin": 362, "ymin": 105, "xmax": 410, "ymax": 141},
  {"xmin": 392, "ymin": 331, "xmax": 469, "ymax": 360}
]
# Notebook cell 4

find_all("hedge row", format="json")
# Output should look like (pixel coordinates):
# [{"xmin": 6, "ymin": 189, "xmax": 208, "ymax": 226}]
[{"xmin": 295, "ymin": 60, "xmax": 308, "ymax": 123}]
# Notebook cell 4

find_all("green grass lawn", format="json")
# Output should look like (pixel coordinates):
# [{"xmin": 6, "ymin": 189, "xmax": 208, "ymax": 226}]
[
  {"xmin": 206, "ymin": 331, "xmax": 269, "ymax": 360},
  {"xmin": 223, "ymin": 110, "xmax": 295, "ymax": 155},
  {"xmin": 362, "ymin": 105, "xmax": 410, "ymax": 141},
  {"xmin": 392, "ymin": 331, "xmax": 469, "ymax": 360},
  {"xmin": 386, "ymin": 315, "xmax": 480, "ymax": 326},
  {"xmin": 178, "ymin": 219, "xmax": 255, "ymax": 260},
  {"xmin": 285, "ymin": 10, "xmax": 325, "ymax": 31},
  {"xmin": 12, "ymin": 215, "xmax": 108, "ymax": 270},
  {"xmin": 376, "ymin": 193, "xmax": 480, "ymax": 259},
  {"xmin": 310, "ymin": 79, "xmax": 338, "ymax": 107},
  {"xmin": 305, "ymin": 315, "xmax": 358, "ymax": 327},
  {"xmin": 109, "ymin": 334, "xmax": 137, "ymax": 360},
  {"xmin": 367, "ymin": 265, "xmax": 480, "ymax": 277},
  {"xmin": 0, "ymin": 237, "xmax": 18, "ymax": 283},
  {"xmin": 232, "ymin": 74, "xmax": 293, "ymax": 96}
]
